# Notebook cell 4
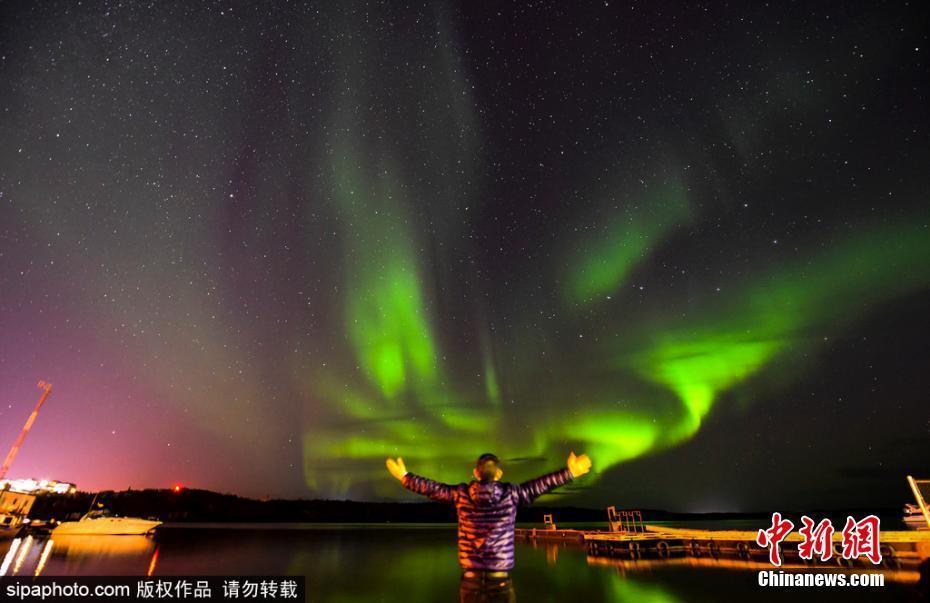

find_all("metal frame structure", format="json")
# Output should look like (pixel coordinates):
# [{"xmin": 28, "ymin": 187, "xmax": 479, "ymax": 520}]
[
  {"xmin": 607, "ymin": 505, "xmax": 645, "ymax": 533},
  {"xmin": 906, "ymin": 475, "xmax": 930, "ymax": 530},
  {"xmin": 543, "ymin": 513, "xmax": 556, "ymax": 530},
  {"xmin": 0, "ymin": 381, "xmax": 53, "ymax": 482}
]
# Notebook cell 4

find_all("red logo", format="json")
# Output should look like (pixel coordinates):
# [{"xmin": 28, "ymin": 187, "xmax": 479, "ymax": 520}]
[
  {"xmin": 840, "ymin": 515, "xmax": 882, "ymax": 565},
  {"xmin": 756, "ymin": 512, "xmax": 794, "ymax": 566},
  {"xmin": 757, "ymin": 513, "xmax": 882, "ymax": 566},
  {"xmin": 798, "ymin": 516, "xmax": 835, "ymax": 561}
]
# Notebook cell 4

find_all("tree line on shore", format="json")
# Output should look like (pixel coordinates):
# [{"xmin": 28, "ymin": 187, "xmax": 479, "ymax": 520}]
[
  {"xmin": 28, "ymin": 488, "xmax": 891, "ymax": 525},
  {"xmin": 28, "ymin": 488, "xmax": 609, "ymax": 523}
]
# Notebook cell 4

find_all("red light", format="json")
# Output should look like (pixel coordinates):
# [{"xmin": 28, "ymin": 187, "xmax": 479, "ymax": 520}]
[{"xmin": 173, "ymin": 484, "xmax": 182, "ymax": 493}]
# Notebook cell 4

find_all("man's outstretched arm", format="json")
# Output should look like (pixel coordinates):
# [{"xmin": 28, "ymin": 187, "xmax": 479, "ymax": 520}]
[
  {"xmin": 516, "ymin": 451, "xmax": 592, "ymax": 505},
  {"xmin": 386, "ymin": 457, "xmax": 456, "ymax": 504}
]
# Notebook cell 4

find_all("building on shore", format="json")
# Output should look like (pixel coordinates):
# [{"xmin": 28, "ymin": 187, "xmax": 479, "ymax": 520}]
[
  {"xmin": 0, "ymin": 478, "xmax": 77, "ymax": 495},
  {"xmin": 0, "ymin": 490, "xmax": 35, "ymax": 529}
]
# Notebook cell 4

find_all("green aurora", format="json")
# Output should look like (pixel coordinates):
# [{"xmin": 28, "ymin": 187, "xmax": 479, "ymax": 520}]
[
  {"xmin": 296, "ymin": 4, "xmax": 930, "ymax": 499},
  {"xmin": 305, "ymin": 83, "xmax": 930, "ymax": 496},
  {"xmin": 0, "ymin": 0, "xmax": 925, "ymax": 510}
]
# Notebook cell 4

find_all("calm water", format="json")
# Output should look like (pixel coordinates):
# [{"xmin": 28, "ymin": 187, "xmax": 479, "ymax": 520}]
[{"xmin": 0, "ymin": 523, "xmax": 925, "ymax": 602}]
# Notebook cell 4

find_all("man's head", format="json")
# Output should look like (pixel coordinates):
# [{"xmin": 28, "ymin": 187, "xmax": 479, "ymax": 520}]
[{"xmin": 474, "ymin": 453, "xmax": 503, "ymax": 482}]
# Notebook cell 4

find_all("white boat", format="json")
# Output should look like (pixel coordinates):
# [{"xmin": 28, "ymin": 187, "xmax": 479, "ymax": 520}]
[{"xmin": 51, "ymin": 510, "xmax": 161, "ymax": 535}]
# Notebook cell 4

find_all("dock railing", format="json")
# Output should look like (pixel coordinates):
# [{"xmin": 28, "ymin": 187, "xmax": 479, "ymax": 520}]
[
  {"xmin": 543, "ymin": 513, "xmax": 557, "ymax": 531},
  {"xmin": 907, "ymin": 475, "xmax": 930, "ymax": 530},
  {"xmin": 607, "ymin": 506, "xmax": 645, "ymax": 533}
]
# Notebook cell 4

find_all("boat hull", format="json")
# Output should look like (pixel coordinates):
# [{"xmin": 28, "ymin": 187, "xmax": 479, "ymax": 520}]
[{"xmin": 51, "ymin": 518, "xmax": 161, "ymax": 536}]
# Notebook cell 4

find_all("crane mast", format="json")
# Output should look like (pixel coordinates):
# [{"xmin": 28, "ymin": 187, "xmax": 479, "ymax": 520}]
[{"xmin": 0, "ymin": 381, "xmax": 53, "ymax": 482}]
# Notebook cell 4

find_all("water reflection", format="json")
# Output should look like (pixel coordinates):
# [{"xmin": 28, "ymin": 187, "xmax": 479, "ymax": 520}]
[
  {"xmin": 0, "ymin": 538, "xmax": 23, "ymax": 576},
  {"xmin": 34, "ymin": 539, "xmax": 53, "ymax": 576},
  {"xmin": 51, "ymin": 535, "xmax": 155, "ymax": 558},
  {"xmin": 0, "ymin": 534, "xmax": 156, "ymax": 576},
  {"xmin": 585, "ymin": 550, "xmax": 922, "ymax": 585},
  {"xmin": 459, "ymin": 572, "xmax": 515, "ymax": 603},
  {"xmin": 147, "ymin": 546, "xmax": 159, "ymax": 577},
  {"xmin": 12, "ymin": 536, "xmax": 33, "ymax": 575}
]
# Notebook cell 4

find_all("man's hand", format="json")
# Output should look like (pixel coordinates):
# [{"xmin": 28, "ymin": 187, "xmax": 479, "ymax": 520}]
[
  {"xmin": 567, "ymin": 451, "xmax": 592, "ymax": 478},
  {"xmin": 386, "ymin": 457, "xmax": 407, "ymax": 481}
]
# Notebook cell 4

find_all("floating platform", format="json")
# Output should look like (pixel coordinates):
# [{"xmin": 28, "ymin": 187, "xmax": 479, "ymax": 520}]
[
  {"xmin": 516, "ymin": 528, "xmax": 585, "ymax": 542},
  {"xmin": 516, "ymin": 525, "xmax": 930, "ymax": 571}
]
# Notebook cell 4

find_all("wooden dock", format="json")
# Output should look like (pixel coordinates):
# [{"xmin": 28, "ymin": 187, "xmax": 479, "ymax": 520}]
[{"xmin": 516, "ymin": 524, "xmax": 930, "ymax": 570}]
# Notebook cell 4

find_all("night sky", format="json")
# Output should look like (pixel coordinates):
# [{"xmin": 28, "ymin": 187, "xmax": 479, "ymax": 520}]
[{"xmin": 0, "ymin": 1, "xmax": 928, "ymax": 512}]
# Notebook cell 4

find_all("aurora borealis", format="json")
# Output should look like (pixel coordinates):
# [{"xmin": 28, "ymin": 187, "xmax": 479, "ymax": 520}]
[{"xmin": 0, "ymin": 0, "xmax": 928, "ymax": 511}]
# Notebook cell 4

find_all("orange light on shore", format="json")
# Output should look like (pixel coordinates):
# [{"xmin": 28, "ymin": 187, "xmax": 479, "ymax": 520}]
[{"xmin": 172, "ymin": 484, "xmax": 182, "ymax": 493}]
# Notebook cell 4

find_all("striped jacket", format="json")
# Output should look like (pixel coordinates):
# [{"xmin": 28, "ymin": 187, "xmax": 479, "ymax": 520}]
[{"xmin": 402, "ymin": 468, "xmax": 573, "ymax": 570}]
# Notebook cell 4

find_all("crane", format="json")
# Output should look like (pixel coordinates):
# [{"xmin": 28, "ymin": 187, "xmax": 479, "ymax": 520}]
[{"xmin": 0, "ymin": 381, "xmax": 53, "ymax": 482}]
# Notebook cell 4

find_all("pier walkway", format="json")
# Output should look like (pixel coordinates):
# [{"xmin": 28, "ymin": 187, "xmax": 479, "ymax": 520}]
[{"xmin": 516, "ymin": 524, "xmax": 930, "ymax": 570}]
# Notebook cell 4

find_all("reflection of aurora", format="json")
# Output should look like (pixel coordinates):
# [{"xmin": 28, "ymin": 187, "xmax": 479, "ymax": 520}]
[
  {"xmin": 294, "ymin": 7, "xmax": 930, "ymax": 498},
  {"xmin": 286, "ymin": 529, "xmax": 684, "ymax": 602}
]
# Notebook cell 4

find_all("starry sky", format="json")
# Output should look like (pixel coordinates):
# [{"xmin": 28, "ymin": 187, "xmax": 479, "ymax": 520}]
[{"xmin": 0, "ymin": 1, "xmax": 928, "ymax": 511}]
